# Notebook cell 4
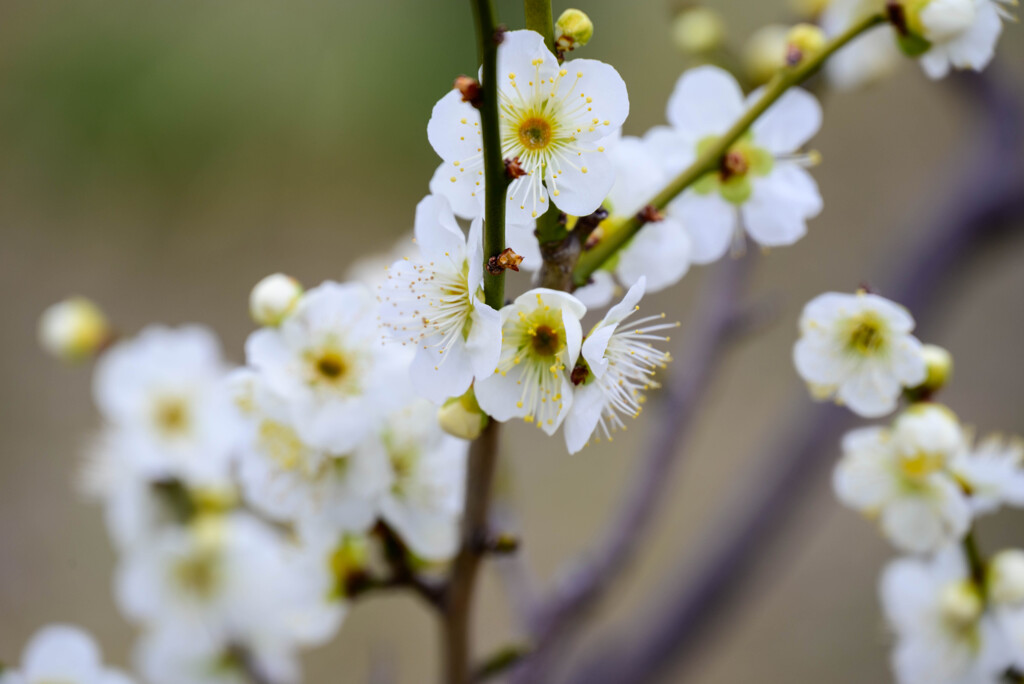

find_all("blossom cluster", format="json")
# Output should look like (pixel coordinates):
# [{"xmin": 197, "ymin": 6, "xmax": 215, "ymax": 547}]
[{"xmin": 793, "ymin": 291, "xmax": 1024, "ymax": 683}]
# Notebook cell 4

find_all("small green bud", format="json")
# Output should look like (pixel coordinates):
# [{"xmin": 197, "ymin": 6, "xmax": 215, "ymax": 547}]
[
  {"xmin": 330, "ymin": 534, "xmax": 370, "ymax": 598},
  {"xmin": 439, "ymin": 388, "xmax": 489, "ymax": 440},
  {"xmin": 990, "ymin": 550, "xmax": 1024, "ymax": 605},
  {"xmin": 785, "ymin": 23, "xmax": 827, "ymax": 65},
  {"xmin": 555, "ymin": 9, "xmax": 594, "ymax": 53},
  {"xmin": 920, "ymin": 343, "xmax": 954, "ymax": 392},
  {"xmin": 743, "ymin": 24, "xmax": 790, "ymax": 85},
  {"xmin": 38, "ymin": 296, "xmax": 111, "ymax": 363},
  {"xmin": 671, "ymin": 7, "xmax": 726, "ymax": 55}
]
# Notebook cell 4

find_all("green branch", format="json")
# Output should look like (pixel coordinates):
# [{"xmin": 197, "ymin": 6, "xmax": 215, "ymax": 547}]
[
  {"xmin": 573, "ymin": 12, "xmax": 887, "ymax": 286},
  {"xmin": 472, "ymin": 0, "xmax": 509, "ymax": 309},
  {"xmin": 524, "ymin": 0, "xmax": 555, "ymax": 52}
]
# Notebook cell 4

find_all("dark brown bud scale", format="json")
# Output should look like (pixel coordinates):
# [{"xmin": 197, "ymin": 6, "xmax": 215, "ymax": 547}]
[
  {"xmin": 487, "ymin": 248, "xmax": 524, "ymax": 275},
  {"xmin": 504, "ymin": 156, "xmax": 528, "ymax": 179},
  {"xmin": 454, "ymin": 75, "xmax": 483, "ymax": 108},
  {"xmin": 637, "ymin": 205, "xmax": 665, "ymax": 223},
  {"xmin": 571, "ymin": 363, "xmax": 589, "ymax": 386}
]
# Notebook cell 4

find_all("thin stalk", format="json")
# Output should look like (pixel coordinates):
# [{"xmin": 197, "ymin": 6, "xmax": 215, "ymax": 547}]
[
  {"xmin": 524, "ymin": 0, "xmax": 555, "ymax": 52},
  {"xmin": 473, "ymin": 0, "xmax": 509, "ymax": 309},
  {"xmin": 573, "ymin": 12, "xmax": 887, "ymax": 286},
  {"xmin": 963, "ymin": 529, "xmax": 987, "ymax": 587}
]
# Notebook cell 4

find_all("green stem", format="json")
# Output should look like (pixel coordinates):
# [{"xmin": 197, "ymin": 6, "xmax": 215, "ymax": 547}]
[
  {"xmin": 524, "ymin": 0, "xmax": 555, "ymax": 52},
  {"xmin": 473, "ymin": 0, "xmax": 509, "ymax": 310},
  {"xmin": 963, "ymin": 529, "xmax": 987, "ymax": 587},
  {"xmin": 573, "ymin": 12, "xmax": 887, "ymax": 286}
]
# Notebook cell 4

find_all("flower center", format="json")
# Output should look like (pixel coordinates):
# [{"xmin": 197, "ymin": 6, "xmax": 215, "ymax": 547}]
[
  {"xmin": 531, "ymin": 324, "xmax": 562, "ymax": 357},
  {"xmin": 153, "ymin": 397, "xmax": 190, "ymax": 437},
  {"xmin": 317, "ymin": 352, "xmax": 347, "ymax": 380},
  {"xmin": 174, "ymin": 551, "xmax": 220, "ymax": 600},
  {"xmin": 899, "ymin": 451, "xmax": 945, "ymax": 480},
  {"xmin": 517, "ymin": 116, "xmax": 554, "ymax": 150},
  {"xmin": 720, "ymin": 149, "xmax": 750, "ymax": 180},
  {"xmin": 846, "ymin": 314, "xmax": 887, "ymax": 355}
]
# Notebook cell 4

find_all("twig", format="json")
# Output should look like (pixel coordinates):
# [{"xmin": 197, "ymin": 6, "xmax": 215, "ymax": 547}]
[
  {"xmin": 473, "ymin": 643, "xmax": 533, "ymax": 682},
  {"xmin": 558, "ymin": 67, "xmax": 1024, "ymax": 684},
  {"xmin": 510, "ymin": 251, "xmax": 755, "ymax": 682}
]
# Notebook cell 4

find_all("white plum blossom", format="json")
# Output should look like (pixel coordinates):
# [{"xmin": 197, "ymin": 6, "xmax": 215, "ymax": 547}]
[
  {"xmin": 822, "ymin": 0, "xmax": 902, "ymax": 89},
  {"xmin": 245, "ymin": 281, "xmax": 392, "ymax": 454},
  {"xmin": 915, "ymin": 0, "xmax": 1013, "ymax": 80},
  {"xmin": 565, "ymin": 278, "xmax": 675, "ymax": 454},
  {"xmin": 117, "ymin": 513, "xmax": 344, "ymax": 684},
  {"xmin": 952, "ymin": 435, "xmax": 1024, "ymax": 515},
  {"xmin": 232, "ymin": 370, "xmax": 389, "ymax": 536},
  {"xmin": 475, "ymin": 289, "xmax": 587, "ymax": 434},
  {"xmin": 0, "ymin": 625, "xmax": 135, "ymax": 684},
  {"xmin": 793, "ymin": 291, "xmax": 928, "ymax": 418},
  {"xmin": 574, "ymin": 136, "xmax": 692, "ymax": 308},
  {"xmin": 833, "ymin": 411, "xmax": 971, "ymax": 553},
  {"xmin": 379, "ymin": 195, "xmax": 501, "ymax": 403},
  {"xmin": 379, "ymin": 398, "xmax": 467, "ymax": 560},
  {"xmin": 92, "ymin": 325, "xmax": 238, "ymax": 488},
  {"xmin": 660, "ymin": 66, "xmax": 823, "ymax": 262},
  {"xmin": 428, "ymin": 29, "xmax": 629, "ymax": 225},
  {"xmin": 881, "ymin": 547, "xmax": 1012, "ymax": 684}
]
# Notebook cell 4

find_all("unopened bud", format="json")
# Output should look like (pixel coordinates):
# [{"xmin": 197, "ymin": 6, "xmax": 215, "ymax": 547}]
[
  {"xmin": 487, "ymin": 248, "xmax": 524, "ymax": 275},
  {"xmin": 439, "ymin": 389, "xmax": 489, "ymax": 440},
  {"xmin": 744, "ymin": 24, "xmax": 790, "ymax": 85},
  {"xmin": 38, "ymin": 297, "xmax": 110, "ymax": 362},
  {"xmin": 920, "ymin": 344, "xmax": 953, "ymax": 393},
  {"xmin": 990, "ymin": 550, "xmax": 1024, "ymax": 605},
  {"xmin": 331, "ymin": 534, "xmax": 370, "ymax": 598},
  {"xmin": 250, "ymin": 273, "xmax": 303, "ymax": 327},
  {"xmin": 671, "ymin": 7, "xmax": 726, "ymax": 55},
  {"xmin": 938, "ymin": 581, "xmax": 983, "ymax": 627},
  {"xmin": 786, "ymin": 23, "xmax": 827, "ymax": 65},
  {"xmin": 789, "ymin": 0, "xmax": 833, "ymax": 17},
  {"xmin": 555, "ymin": 9, "xmax": 594, "ymax": 53}
]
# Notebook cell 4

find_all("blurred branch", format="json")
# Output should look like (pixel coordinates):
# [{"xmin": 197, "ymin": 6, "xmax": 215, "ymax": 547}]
[
  {"xmin": 558, "ymin": 67, "xmax": 1024, "ymax": 684},
  {"xmin": 510, "ymin": 250, "xmax": 757, "ymax": 682}
]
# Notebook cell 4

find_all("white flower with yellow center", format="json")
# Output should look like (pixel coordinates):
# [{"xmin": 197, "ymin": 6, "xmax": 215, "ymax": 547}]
[
  {"xmin": 379, "ymin": 195, "xmax": 501, "ymax": 404},
  {"xmin": 379, "ymin": 397, "xmax": 467, "ymax": 561},
  {"xmin": 564, "ymin": 278, "xmax": 675, "ymax": 454},
  {"xmin": 0, "ymin": 624, "xmax": 135, "ymax": 684},
  {"xmin": 246, "ymin": 281, "xmax": 387, "ymax": 454},
  {"xmin": 93, "ymin": 325, "xmax": 237, "ymax": 488},
  {"xmin": 881, "ymin": 547, "xmax": 1012, "ymax": 684},
  {"xmin": 833, "ymin": 406, "xmax": 971, "ymax": 553},
  {"xmin": 913, "ymin": 0, "xmax": 1013, "ymax": 80},
  {"xmin": 793, "ymin": 291, "xmax": 928, "ymax": 418},
  {"xmin": 232, "ymin": 371, "xmax": 389, "ymax": 536},
  {"xmin": 659, "ymin": 66, "xmax": 823, "ymax": 262},
  {"xmin": 428, "ymin": 29, "xmax": 629, "ymax": 225},
  {"xmin": 475, "ymin": 288, "xmax": 587, "ymax": 434}
]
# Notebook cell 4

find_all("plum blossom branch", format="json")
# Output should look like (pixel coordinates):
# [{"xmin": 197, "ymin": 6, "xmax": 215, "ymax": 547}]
[
  {"xmin": 559, "ymin": 68, "xmax": 1024, "ymax": 684},
  {"xmin": 523, "ymin": 0, "xmax": 555, "ymax": 53},
  {"xmin": 572, "ymin": 11, "xmax": 887, "ymax": 286}
]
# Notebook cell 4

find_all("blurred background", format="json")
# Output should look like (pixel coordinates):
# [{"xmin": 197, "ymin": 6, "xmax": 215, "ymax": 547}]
[{"xmin": 1, "ymin": 0, "xmax": 1022, "ymax": 682}]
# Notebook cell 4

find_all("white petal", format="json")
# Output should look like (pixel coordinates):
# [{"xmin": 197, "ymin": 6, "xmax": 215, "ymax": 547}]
[
  {"xmin": 666, "ymin": 65, "xmax": 745, "ymax": 137},
  {"xmin": 430, "ymin": 161, "xmax": 484, "ymax": 220},
  {"xmin": 741, "ymin": 185, "xmax": 811, "ymax": 248},
  {"xmin": 566, "ymin": 59, "xmax": 630, "ymax": 133},
  {"xmin": 410, "ymin": 340, "xmax": 475, "ymax": 404},
  {"xmin": 572, "ymin": 270, "xmax": 616, "ymax": 309},
  {"xmin": 497, "ymin": 30, "xmax": 557, "ymax": 83},
  {"xmin": 23, "ymin": 625, "xmax": 103, "ymax": 682},
  {"xmin": 427, "ymin": 89, "xmax": 482, "ymax": 163},
  {"xmin": 381, "ymin": 501, "xmax": 459, "ymax": 561},
  {"xmin": 793, "ymin": 336, "xmax": 844, "ymax": 387},
  {"xmin": 414, "ymin": 194, "xmax": 466, "ymax": 263},
  {"xmin": 466, "ymin": 217, "xmax": 484, "ymax": 289},
  {"xmin": 606, "ymin": 136, "xmax": 666, "ymax": 217},
  {"xmin": 669, "ymin": 190, "xmax": 737, "ymax": 264},
  {"xmin": 563, "ymin": 382, "xmax": 606, "ymax": 454},
  {"xmin": 837, "ymin": 363, "xmax": 902, "ymax": 418},
  {"xmin": 750, "ymin": 87, "xmax": 822, "ymax": 153},
  {"xmin": 946, "ymin": 0, "xmax": 1002, "ymax": 71},
  {"xmin": 466, "ymin": 301, "xmax": 503, "ymax": 380},
  {"xmin": 506, "ymin": 220, "xmax": 541, "ymax": 271},
  {"xmin": 615, "ymin": 218, "xmax": 692, "ymax": 292},
  {"xmin": 920, "ymin": 50, "xmax": 953, "ymax": 79},
  {"xmin": 581, "ymin": 325, "xmax": 616, "ymax": 378},
  {"xmin": 547, "ymin": 147, "xmax": 615, "ymax": 218},
  {"xmin": 643, "ymin": 125, "xmax": 697, "ymax": 177}
]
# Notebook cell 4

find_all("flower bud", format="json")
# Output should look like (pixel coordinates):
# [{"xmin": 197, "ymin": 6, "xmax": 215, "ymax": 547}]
[
  {"xmin": 938, "ymin": 581, "xmax": 983, "ymax": 627},
  {"xmin": 439, "ymin": 389, "xmax": 488, "ymax": 440},
  {"xmin": 786, "ymin": 23, "xmax": 827, "ymax": 66},
  {"xmin": 249, "ymin": 273, "xmax": 303, "ymax": 326},
  {"xmin": 38, "ymin": 297, "xmax": 110, "ymax": 362},
  {"xmin": 789, "ymin": 0, "xmax": 833, "ymax": 17},
  {"xmin": 989, "ymin": 550, "xmax": 1024, "ymax": 605},
  {"xmin": 920, "ymin": 343, "xmax": 954, "ymax": 392},
  {"xmin": 744, "ymin": 24, "xmax": 790, "ymax": 85},
  {"xmin": 555, "ymin": 9, "xmax": 594, "ymax": 53},
  {"xmin": 671, "ymin": 7, "xmax": 726, "ymax": 55}
]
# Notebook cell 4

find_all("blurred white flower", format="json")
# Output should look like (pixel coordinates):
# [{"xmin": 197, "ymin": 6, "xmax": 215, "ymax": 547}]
[
  {"xmin": 881, "ymin": 547, "xmax": 1012, "ymax": 684},
  {"xmin": 834, "ymin": 415, "xmax": 970, "ymax": 553},
  {"xmin": 379, "ymin": 398, "xmax": 467, "ymax": 560},
  {"xmin": 660, "ymin": 65, "xmax": 823, "ymax": 261},
  {"xmin": 428, "ymin": 29, "xmax": 629, "ymax": 224},
  {"xmin": 564, "ymin": 278, "xmax": 674, "ymax": 454},
  {"xmin": 0, "ymin": 624, "xmax": 135, "ymax": 684},
  {"xmin": 245, "ymin": 281, "xmax": 389, "ymax": 454},
  {"xmin": 915, "ymin": 0, "xmax": 1012, "ymax": 79},
  {"xmin": 793, "ymin": 291, "xmax": 927, "ymax": 418},
  {"xmin": 93, "ymin": 325, "xmax": 238, "ymax": 488},
  {"xmin": 475, "ymin": 288, "xmax": 586, "ymax": 434},
  {"xmin": 989, "ymin": 549, "xmax": 1024, "ymax": 606},
  {"xmin": 952, "ymin": 435, "xmax": 1024, "ymax": 515},
  {"xmin": 822, "ymin": 0, "xmax": 901, "ymax": 89},
  {"xmin": 379, "ymin": 195, "xmax": 501, "ymax": 404}
]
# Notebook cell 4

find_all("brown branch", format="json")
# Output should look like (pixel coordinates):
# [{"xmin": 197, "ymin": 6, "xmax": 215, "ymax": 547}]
[
  {"xmin": 510, "ymin": 251, "xmax": 756, "ymax": 682},
  {"xmin": 558, "ymin": 67, "xmax": 1024, "ymax": 684}
]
